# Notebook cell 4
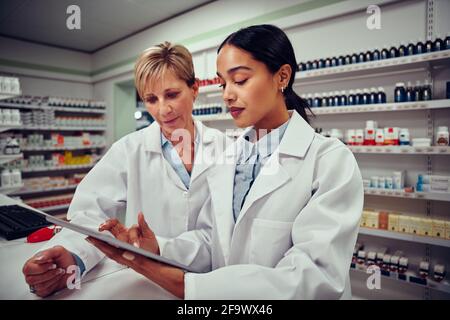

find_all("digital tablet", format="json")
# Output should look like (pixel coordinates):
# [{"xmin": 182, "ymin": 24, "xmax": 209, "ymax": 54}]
[{"xmin": 22, "ymin": 204, "xmax": 200, "ymax": 273}]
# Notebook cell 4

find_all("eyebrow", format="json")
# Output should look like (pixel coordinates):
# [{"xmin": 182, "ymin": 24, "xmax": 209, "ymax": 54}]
[
  {"xmin": 144, "ymin": 88, "xmax": 180, "ymax": 97},
  {"xmin": 217, "ymin": 65, "xmax": 252, "ymax": 77}
]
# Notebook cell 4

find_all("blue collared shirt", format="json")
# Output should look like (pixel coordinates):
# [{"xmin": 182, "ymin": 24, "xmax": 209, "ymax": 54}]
[
  {"xmin": 160, "ymin": 128, "xmax": 199, "ymax": 189},
  {"xmin": 233, "ymin": 119, "xmax": 290, "ymax": 221}
]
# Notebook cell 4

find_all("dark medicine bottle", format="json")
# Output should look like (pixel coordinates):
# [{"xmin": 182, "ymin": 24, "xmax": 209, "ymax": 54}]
[
  {"xmin": 339, "ymin": 91, "xmax": 347, "ymax": 106},
  {"xmin": 425, "ymin": 39, "xmax": 435, "ymax": 53},
  {"xmin": 407, "ymin": 40, "xmax": 416, "ymax": 55},
  {"xmin": 445, "ymin": 33, "xmax": 450, "ymax": 50},
  {"xmin": 434, "ymin": 35, "xmax": 444, "ymax": 51},
  {"xmin": 377, "ymin": 87, "xmax": 387, "ymax": 104},
  {"xmin": 365, "ymin": 50, "xmax": 373, "ymax": 62},
  {"xmin": 369, "ymin": 88, "xmax": 378, "ymax": 104},
  {"xmin": 298, "ymin": 62, "xmax": 306, "ymax": 72},
  {"xmin": 405, "ymin": 82, "xmax": 416, "ymax": 102},
  {"xmin": 348, "ymin": 90, "xmax": 357, "ymax": 105},
  {"xmin": 358, "ymin": 51, "xmax": 366, "ymax": 63},
  {"xmin": 389, "ymin": 45, "xmax": 398, "ymax": 58},
  {"xmin": 381, "ymin": 46, "xmax": 390, "ymax": 59},
  {"xmin": 416, "ymin": 39, "xmax": 425, "ymax": 54},
  {"xmin": 372, "ymin": 49, "xmax": 381, "ymax": 61},
  {"xmin": 344, "ymin": 55, "xmax": 352, "ymax": 65},
  {"xmin": 398, "ymin": 43, "xmax": 407, "ymax": 57},
  {"xmin": 395, "ymin": 82, "xmax": 406, "ymax": 103},
  {"xmin": 422, "ymin": 81, "xmax": 432, "ymax": 101}
]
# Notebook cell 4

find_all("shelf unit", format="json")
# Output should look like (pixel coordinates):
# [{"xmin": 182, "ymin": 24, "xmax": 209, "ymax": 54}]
[
  {"xmin": 0, "ymin": 153, "xmax": 23, "ymax": 165},
  {"xmin": 192, "ymin": 100, "xmax": 450, "ymax": 121},
  {"xmin": 194, "ymin": 113, "xmax": 232, "ymax": 122},
  {"xmin": 198, "ymin": 50, "xmax": 450, "ymax": 95},
  {"xmin": 364, "ymin": 188, "xmax": 450, "ymax": 202},
  {"xmin": 0, "ymin": 184, "xmax": 24, "ymax": 195},
  {"xmin": 21, "ymin": 145, "xmax": 106, "ymax": 152},
  {"xmin": 21, "ymin": 163, "xmax": 95, "ymax": 173},
  {"xmin": 20, "ymin": 125, "xmax": 107, "ymax": 132},
  {"xmin": 309, "ymin": 99, "xmax": 450, "ymax": 115},
  {"xmin": 38, "ymin": 203, "xmax": 70, "ymax": 212},
  {"xmin": 350, "ymin": 265, "xmax": 450, "ymax": 294},
  {"xmin": 294, "ymin": 49, "xmax": 450, "ymax": 84},
  {"xmin": 0, "ymin": 125, "xmax": 17, "ymax": 133},
  {"xmin": 359, "ymin": 227, "xmax": 450, "ymax": 248},
  {"xmin": 9, "ymin": 185, "xmax": 78, "ymax": 197},
  {"xmin": 1, "ymin": 94, "xmax": 106, "ymax": 219},
  {"xmin": 349, "ymin": 146, "xmax": 450, "ymax": 155},
  {"xmin": 0, "ymin": 102, "xmax": 106, "ymax": 114}
]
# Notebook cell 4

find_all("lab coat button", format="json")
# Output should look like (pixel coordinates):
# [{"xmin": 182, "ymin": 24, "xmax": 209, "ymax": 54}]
[{"xmin": 183, "ymin": 192, "xmax": 189, "ymax": 197}]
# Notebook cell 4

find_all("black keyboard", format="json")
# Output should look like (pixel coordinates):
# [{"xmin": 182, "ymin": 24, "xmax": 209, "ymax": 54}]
[{"xmin": 0, "ymin": 205, "xmax": 51, "ymax": 240}]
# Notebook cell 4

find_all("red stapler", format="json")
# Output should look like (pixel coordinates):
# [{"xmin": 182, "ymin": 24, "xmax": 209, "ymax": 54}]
[{"xmin": 27, "ymin": 225, "xmax": 62, "ymax": 243}]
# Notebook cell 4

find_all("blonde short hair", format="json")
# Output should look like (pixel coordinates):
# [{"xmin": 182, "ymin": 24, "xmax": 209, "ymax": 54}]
[{"xmin": 134, "ymin": 41, "xmax": 195, "ymax": 100}]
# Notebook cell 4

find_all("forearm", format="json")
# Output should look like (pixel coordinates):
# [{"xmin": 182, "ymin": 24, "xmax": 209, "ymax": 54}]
[{"xmin": 138, "ymin": 260, "xmax": 185, "ymax": 299}]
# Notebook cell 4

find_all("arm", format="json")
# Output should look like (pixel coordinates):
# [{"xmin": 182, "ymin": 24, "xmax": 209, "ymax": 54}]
[{"xmin": 37, "ymin": 141, "xmax": 129, "ymax": 275}]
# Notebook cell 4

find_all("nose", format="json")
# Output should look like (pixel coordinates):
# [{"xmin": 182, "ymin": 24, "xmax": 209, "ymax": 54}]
[
  {"xmin": 159, "ymin": 101, "xmax": 173, "ymax": 117},
  {"xmin": 222, "ymin": 85, "xmax": 236, "ymax": 105}
]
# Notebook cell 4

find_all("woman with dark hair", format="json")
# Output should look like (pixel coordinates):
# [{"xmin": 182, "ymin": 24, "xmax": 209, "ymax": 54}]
[{"xmin": 88, "ymin": 25, "xmax": 364, "ymax": 300}]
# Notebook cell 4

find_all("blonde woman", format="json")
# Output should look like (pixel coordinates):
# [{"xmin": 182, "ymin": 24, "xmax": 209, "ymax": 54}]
[{"xmin": 22, "ymin": 42, "xmax": 227, "ymax": 298}]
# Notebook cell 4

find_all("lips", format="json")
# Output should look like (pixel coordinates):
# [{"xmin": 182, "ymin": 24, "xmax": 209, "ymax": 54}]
[
  {"xmin": 162, "ymin": 117, "xmax": 179, "ymax": 125},
  {"xmin": 229, "ymin": 106, "xmax": 245, "ymax": 118}
]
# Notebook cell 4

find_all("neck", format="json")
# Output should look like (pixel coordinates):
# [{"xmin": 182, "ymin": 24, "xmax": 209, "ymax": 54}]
[
  {"xmin": 254, "ymin": 102, "xmax": 290, "ymax": 140},
  {"xmin": 162, "ymin": 118, "xmax": 195, "ymax": 147}
]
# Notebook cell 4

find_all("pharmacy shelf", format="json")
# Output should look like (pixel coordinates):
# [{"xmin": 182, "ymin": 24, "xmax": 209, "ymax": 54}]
[
  {"xmin": 0, "ymin": 125, "xmax": 19, "ymax": 133},
  {"xmin": 359, "ymin": 227, "xmax": 450, "ymax": 248},
  {"xmin": 295, "ymin": 49, "xmax": 450, "ymax": 84},
  {"xmin": 194, "ymin": 113, "xmax": 232, "ymax": 121},
  {"xmin": 309, "ymin": 99, "xmax": 450, "ymax": 115},
  {"xmin": 21, "ymin": 163, "xmax": 95, "ymax": 173},
  {"xmin": 22, "ymin": 145, "xmax": 106, "ymax": 152},
  {"xmin": 198, "ymin": 50, "xmax": 450, "ymax": 95},
  {"xmin": 0, "ymin": 153, "xmax": 23, "ymax": 165},
  {"xmin": 38, "ymin": 203, "xmax": 70, "ymax": 212},
  {"xmin": 198, "ymin": 85, "xmax": 221, "ymax": 94},
  {"xmin": 18, "ymin": 125, "xmax": 107, "ymax": 132},
  {"xmin": 0, "ymin": 102, "xmax": 106, "ymax": 114},
  {"xmin": 10, "ymin": 185, "xmax": 78, "ymax": 197},
  {"xmin": 0, "ymin": 92, "xmax": 21, "ymax": 101},
  {"xmin": 350, "ymin": 265, "xmax": 450, "ymax": 294},
  {"xmin": 350, "ymin": 146, "xmax": 450, "ymax": 155},
  {"xmin": 364, "ymin": 188, "xmax": 450, "ymax": 202},
  {"xmin": 0, "ymin": 184, "xmax": 24, "ymax": 195}
]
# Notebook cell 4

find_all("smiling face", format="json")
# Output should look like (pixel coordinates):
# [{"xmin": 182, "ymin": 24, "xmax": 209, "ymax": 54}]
[
  {"xmin": 143, "ymin": 70, "xmax": 198, "ymax": 140},
  {"xmin": 216, "ymin": 44, "xmax": 289, "ymax": 130}
]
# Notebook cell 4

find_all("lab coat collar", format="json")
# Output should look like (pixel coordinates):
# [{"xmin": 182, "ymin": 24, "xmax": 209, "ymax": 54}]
[
  {"xmin": 234, "ymin": 110, "xmax": 315, "ymax": 227},
  {"xmin": 143, "ymin": 119, "xmax": 215, "ymax": 153},
  {"xmin": 278, "ymin": 110, "xmax": 315, "ymax": 158},
  {"xmin": 190, "ymin": 120, "xmax": 217, "ymax": 182},
  {"xmin": 143, "ymin": 119, "xmax": 217, "ymax": 189}
]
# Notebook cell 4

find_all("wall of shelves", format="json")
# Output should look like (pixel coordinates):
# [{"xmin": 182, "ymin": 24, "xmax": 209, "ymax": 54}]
[{"xmin": 0, "ymin": 95, "xmax": 106, "ymax": 218}]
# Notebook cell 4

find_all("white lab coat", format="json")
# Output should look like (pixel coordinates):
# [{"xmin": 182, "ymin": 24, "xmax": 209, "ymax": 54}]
[
  {"xmin": 39, "ymin": 119, "xmax": 226, "ymax": 275},
  {"xmin": 184, "ymin": 111, "xmax": 364, "ymax": 299}
]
